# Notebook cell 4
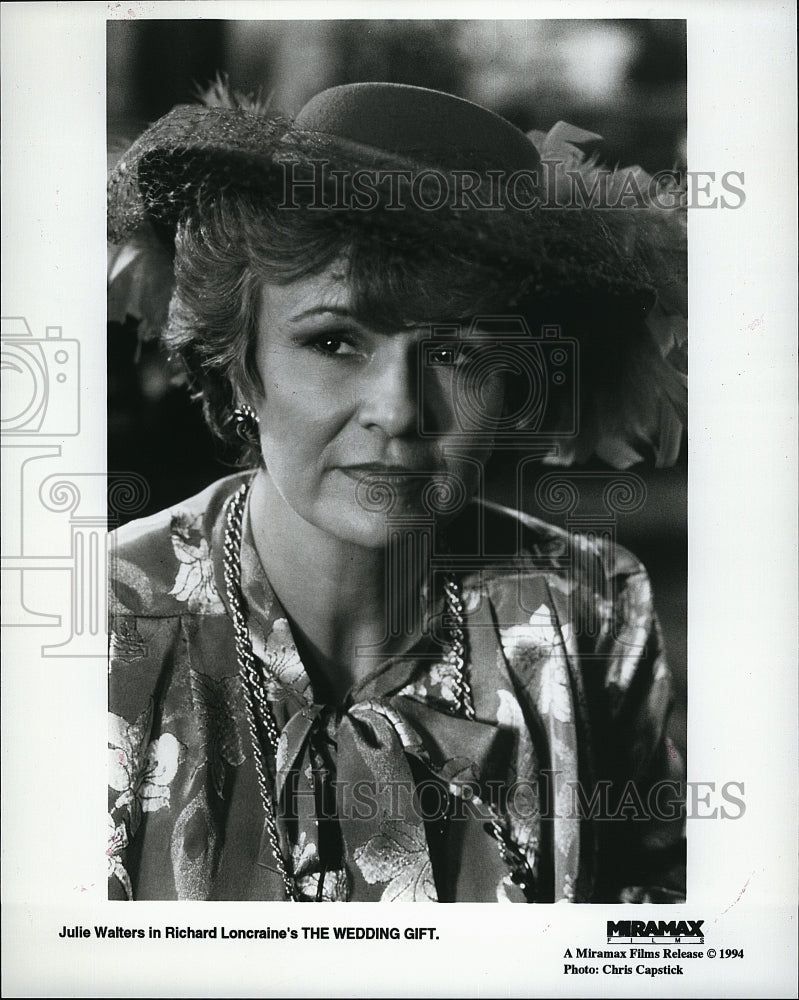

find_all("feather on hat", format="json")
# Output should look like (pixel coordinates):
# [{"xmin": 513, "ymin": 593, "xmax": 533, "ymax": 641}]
[{"xmin": 108, "ymin": 80, "xmax": 686, "ymax": 469}]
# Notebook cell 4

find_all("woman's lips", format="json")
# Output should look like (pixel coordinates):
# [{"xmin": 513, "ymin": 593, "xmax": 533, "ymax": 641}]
[
  {"xmin": 337, "ymin": 465, "xmax": 443, "ymax": 501},
  {"xmin": 338, "ymin": 463, "xmax": 436, "ymax": 481},
  {"xmin": 337, "ymin": 464, "xmax": 469, "ymax": 517}
]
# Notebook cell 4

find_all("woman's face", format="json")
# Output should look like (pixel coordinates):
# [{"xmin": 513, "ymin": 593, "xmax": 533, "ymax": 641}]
[{"xmin": 249, "ymin": 260, "xmax": 505, "ymax": 549}]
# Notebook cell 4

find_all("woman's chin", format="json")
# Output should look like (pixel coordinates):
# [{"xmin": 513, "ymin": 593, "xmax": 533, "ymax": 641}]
[
  {"xmin": 309, "ymin": 487, "xmax": 448, "ymax": 550},
  {"xmin": 313, "ymin": 504, "xmax": 426, "ymax": 550},
  {"xmin": 267, "ymin": 470, "xmax": 467, "ymax": 550}
]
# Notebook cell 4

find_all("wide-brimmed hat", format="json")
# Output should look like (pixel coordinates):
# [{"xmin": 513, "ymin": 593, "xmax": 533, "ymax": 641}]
[
  {"xmin": 108, "ymin": 82, "xmax": 660, "ymax": 302},
  {"xmin": 108, "ymin": 80, "xmax": 686, "ymax": 467}
]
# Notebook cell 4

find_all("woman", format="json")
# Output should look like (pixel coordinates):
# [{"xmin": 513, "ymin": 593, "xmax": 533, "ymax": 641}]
[{"xmin": 107, "ymin": 82, "xmax": 687, "ymax": 902}]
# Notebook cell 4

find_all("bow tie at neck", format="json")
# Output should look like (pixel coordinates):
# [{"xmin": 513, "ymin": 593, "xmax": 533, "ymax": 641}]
[
  {"xmin": 265, "ymin": 691, "xmax": 530, "ymax": 902},
  {"xmin": 213, "ymin": 481, "xmax": 583, "ymax": 902}
]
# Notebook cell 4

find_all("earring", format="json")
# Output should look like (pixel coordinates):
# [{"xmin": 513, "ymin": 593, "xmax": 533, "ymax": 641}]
[{"xmin": 233, "ymin": 403, "xmax": 260, "ymax": 445}]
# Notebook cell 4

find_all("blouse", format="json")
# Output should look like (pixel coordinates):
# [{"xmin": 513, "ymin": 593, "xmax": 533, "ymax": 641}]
[{"xmin": 107, "ymin": 472, "xmax": 685, "ymax": 903}]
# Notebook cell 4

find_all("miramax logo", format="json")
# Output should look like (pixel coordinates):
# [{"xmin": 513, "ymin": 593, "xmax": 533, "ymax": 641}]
[{"xmin": 607, "ymin": 920, "xmax": 704, "ymax": 944}]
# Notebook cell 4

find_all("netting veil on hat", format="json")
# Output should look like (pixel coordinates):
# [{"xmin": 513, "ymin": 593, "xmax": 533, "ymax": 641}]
[{"xmin": 108, "ymin": 80, "xmax": 686, "ymax": 468}]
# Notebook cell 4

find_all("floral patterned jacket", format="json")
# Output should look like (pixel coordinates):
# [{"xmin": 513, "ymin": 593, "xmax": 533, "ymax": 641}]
[{"xmin": 108, "ymin": 473, "xmax": 685, "ymax": 903}]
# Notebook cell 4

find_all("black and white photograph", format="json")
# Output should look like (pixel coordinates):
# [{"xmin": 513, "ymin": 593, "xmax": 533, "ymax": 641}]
[
  {"xmin": 106, "ymin": 17, "xmax": 688, "ymax": 906},
  {"xmin": 1, "ymin": 2, "xmax": 796, "ymax": 996}
]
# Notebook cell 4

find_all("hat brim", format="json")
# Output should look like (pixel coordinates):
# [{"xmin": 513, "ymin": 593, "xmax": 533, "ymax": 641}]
[
  {"xmin": 108, "ymin": 104, "xmax": 657, "ymax": 311},
  {"xmin": 108, "ymin": 100, "xmax": 692, "ymax": 468}
]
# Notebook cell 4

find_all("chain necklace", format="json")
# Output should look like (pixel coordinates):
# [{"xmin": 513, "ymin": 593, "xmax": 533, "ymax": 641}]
[
  {"xmin": 222, "ymin": 479, "xmax": 533, "ymax": 901},
  {"xmin": 223, "ymin": 482, "xmax": 294, "ymax": 899}
]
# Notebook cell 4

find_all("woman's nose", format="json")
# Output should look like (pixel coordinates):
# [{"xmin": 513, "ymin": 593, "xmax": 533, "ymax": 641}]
[{"xmin": 356, "ymin": 347, "xmax": 419, "ymax": 438}]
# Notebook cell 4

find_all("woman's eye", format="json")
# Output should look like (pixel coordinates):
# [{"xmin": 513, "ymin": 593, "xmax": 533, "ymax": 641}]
[
  {"xmin": 428, "ymin": 347, "xmax": 456, "ymax": 366},
  {"xmin": 427, "ymin": 344, "xmax": 478, "ymax": 368},
  {"xmin": 311, "ymin": 336, "xmax": 359, "ymax": 357}
]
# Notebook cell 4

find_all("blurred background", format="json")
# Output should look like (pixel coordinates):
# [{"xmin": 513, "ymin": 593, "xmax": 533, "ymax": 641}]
[{"xmin": 107, "ymin": 18, "xmax": 686, "ymax": 752}]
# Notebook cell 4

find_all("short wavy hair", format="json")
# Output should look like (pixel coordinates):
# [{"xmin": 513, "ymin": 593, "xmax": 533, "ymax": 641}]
[
  {"xmin": 165, "ymin": 188, "xmax": 670, "ymax": 468},
  {"xmin": 166, "ymin": 190, "xmax": 547, "ymax": 464}
]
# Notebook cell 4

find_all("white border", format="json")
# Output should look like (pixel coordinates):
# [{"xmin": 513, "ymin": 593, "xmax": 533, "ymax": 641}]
[{"xmin": 2, "ymin": 2, "xmax": 797, "ymax": 997}]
